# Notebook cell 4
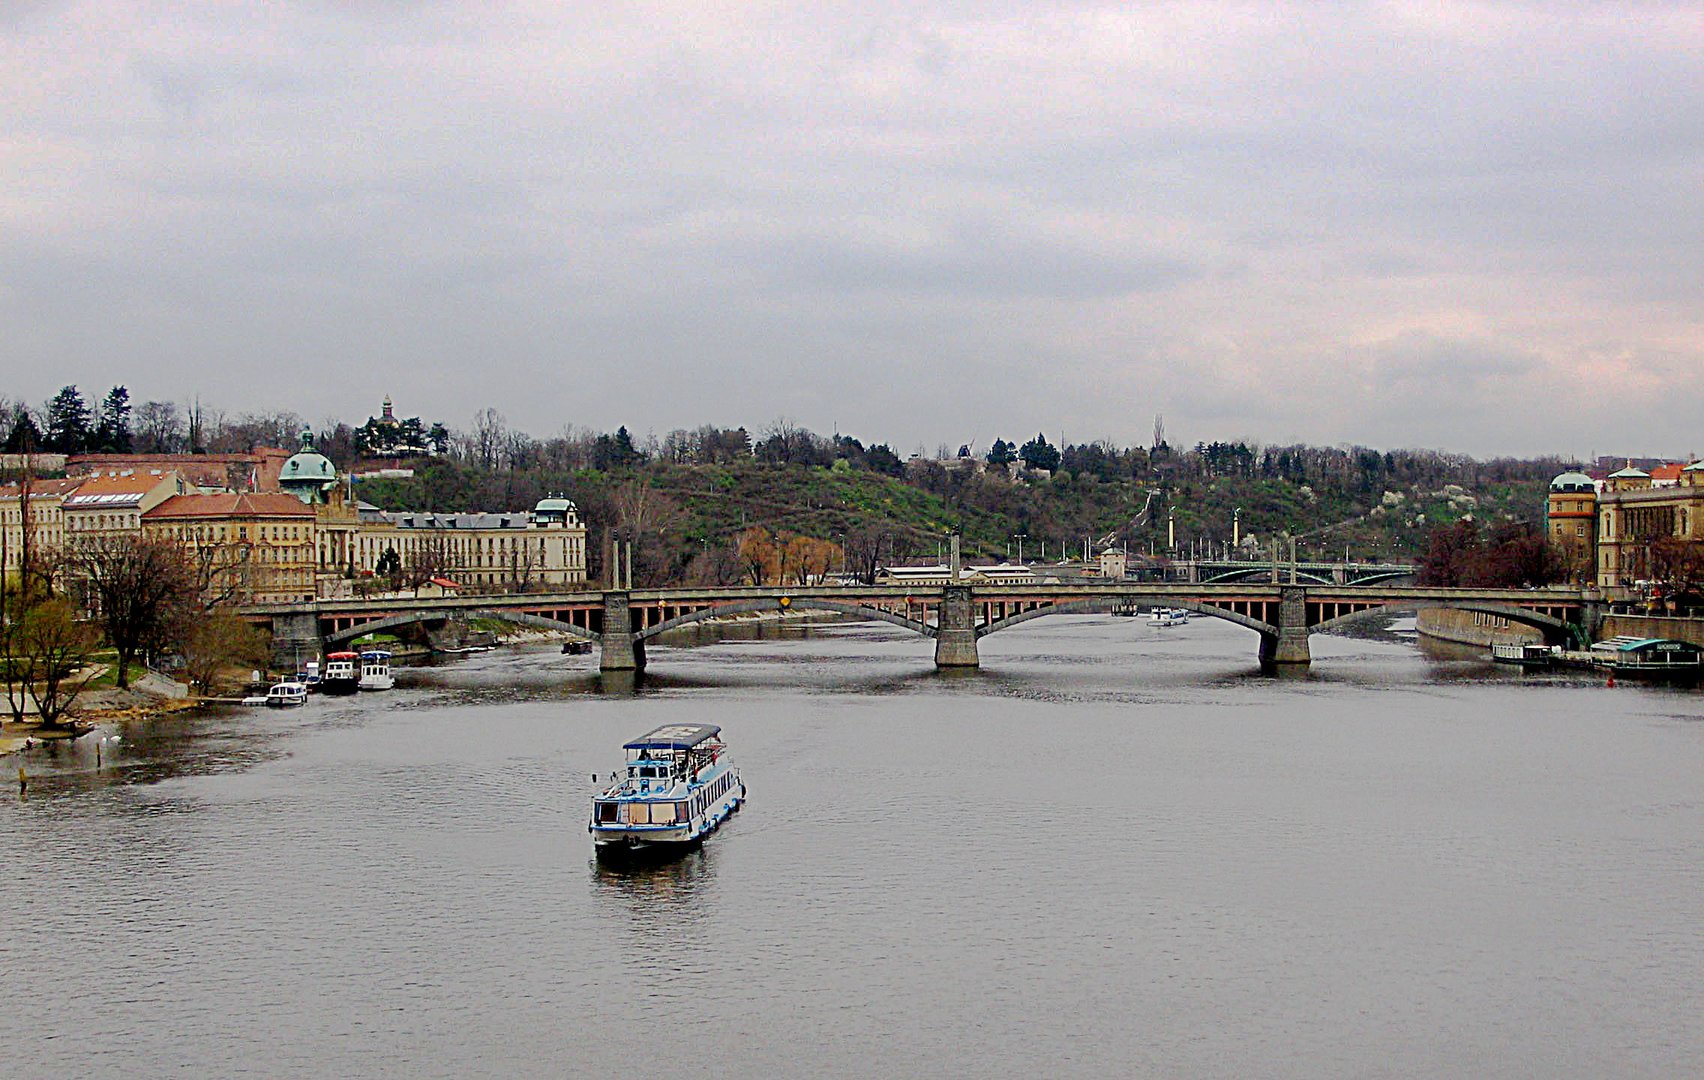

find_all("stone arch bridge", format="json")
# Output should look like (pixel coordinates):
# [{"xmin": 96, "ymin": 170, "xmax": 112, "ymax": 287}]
[{"xmin": 250, "ymin": 584, "xmax": 1592, "ymax": 673}]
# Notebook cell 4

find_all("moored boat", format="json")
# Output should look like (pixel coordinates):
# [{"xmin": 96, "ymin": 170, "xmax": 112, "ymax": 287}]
[
  {"xmin": 320, "ymin": 651, "xmax": 360, "ymax": 695},
  {"xmin": 1149, "ymin": 607, "xmax": 1189, "ymax": 627},
  {"xmin": 265, "ymin": 681, "xmax": 308, "ymax": 708},
  {"xmin": 358, "ymin": 649, "xmax": 395, "ymax": 691},
  {"xmin": 590, "ymin": 724, "xmax": 744, "ymax": 860},
  {"xmin": 1490, "ymin": 641, "xmax": 1555, "ymax": 667}
]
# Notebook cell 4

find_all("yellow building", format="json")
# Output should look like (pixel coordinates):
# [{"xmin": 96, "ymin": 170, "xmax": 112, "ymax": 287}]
[
  {"xmin": 0, "ymin": 477, "xmax": 82, "ymax": 582},
  {"xmin": 1595, "ymin": 461, "xmax": 1704, "ymax": 590},
  {"xmin": 142, "ymin": 492, "xmax": 319, "ymax": 605},
  {"xmin": 352, "ymin": 497, "xmax": 588, "ymax": 593},
  {"xmin": 1545, "ymin": 471, "xmax": 1598, "ymax": 585}
]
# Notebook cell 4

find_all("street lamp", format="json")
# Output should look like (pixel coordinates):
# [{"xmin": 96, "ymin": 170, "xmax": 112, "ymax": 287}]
[{"xmin": 1013, "ymin": 533, "xmax": 1027, "ymax": 565}]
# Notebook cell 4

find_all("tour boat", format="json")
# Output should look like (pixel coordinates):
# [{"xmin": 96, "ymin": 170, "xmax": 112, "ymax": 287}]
[
  {"xmin": 589, "ymin": 724, "xmax": 745, "ymax": 859},
  {"xmin": 265, "ymin": 681, "xmax": 308, "ymax": 708},
  {"xmin": 1490, "ymin": 641, "xmax": 1554, "ymax": 667},
  {"xmin": 320, "ymin": 651, "xmax": 360, "ymax": 695},
  {"xmin": 358, "ymin": 649, "xmax": 395, "ymax": 691},
  {"xmin": 1149, "ymin": 607, "xmax": 1189, "ymax": 627}
]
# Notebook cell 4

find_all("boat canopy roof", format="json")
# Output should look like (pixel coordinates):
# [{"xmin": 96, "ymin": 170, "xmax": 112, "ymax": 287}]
[
  {"xmin": 359, "ymin": 649, "xmax": 392, "ymax": 659},
  {"xmin": 624, "ymin": 724, "xmax": 722, "ymax": 751},
  {"xmin": 1591, "ymin": 636, "xmax": 1700, "ymax": 654},
  {"xmin": 326, "ymin": 651, "xmax": 358, "ymax": 659}
]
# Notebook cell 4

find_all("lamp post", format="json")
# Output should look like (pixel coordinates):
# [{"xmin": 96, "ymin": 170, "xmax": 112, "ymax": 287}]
[
  {"xmin": 1013, "ymin": 533, "xmax": 1027, "ymax": 565},
  {"xmin": 1232, "ymin": 507, "xmax": 1242, "ymax": 553}
]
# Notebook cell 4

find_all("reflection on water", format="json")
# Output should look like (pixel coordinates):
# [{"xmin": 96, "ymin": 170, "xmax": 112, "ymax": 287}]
[{"xmin": 5, "ymin": 615, "xmax": 1703, "ymax": 1079}]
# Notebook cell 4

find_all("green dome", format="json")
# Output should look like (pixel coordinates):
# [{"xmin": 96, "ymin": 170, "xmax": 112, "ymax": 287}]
[
  {"xmin": 280, "ymin": 428, "xmax": 337, "ymax": 502},
  {"xmin": 1549, "ymin": 471, "xmax": 1594, "ymax": 491},
  {"xmin": 534, "ymin": 497, "xmax": 578, "ymax": 514}
]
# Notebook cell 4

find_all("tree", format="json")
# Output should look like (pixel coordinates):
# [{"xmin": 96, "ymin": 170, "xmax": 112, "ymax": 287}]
[
  {"xmin": 375, "ymin": 546, "xmax": 402, "ymax": 584},
  {"xmin": 133, "ymin": 400, "xmax": 184, "ymax": 453},
  {"xmin": 864, "ymin": 443, "xmax": 906, "ymax": 478},
  {"xmin": 1019, "ymin": 433, "xmax": 1061, "ymax": 473},
  {"xmin": 2, "ymin": 598, "xmax": 98, "ymax": 729},
  {"xmin": 986, "ymin": 439, "xmax": 1016, "ymax": 466},
  {"xmin": 403, "ymin": 534, "xmax": 452, "ymax": 595},
  {"xmin": 1649, "ymin": 536, "xmax": 1704, "ymax": 607},
  {"xmin": 44, "ymin": 385, "xmax": 92, "ymax": 454},
  {"xmin": 95, "ymin": 386, "xmax": 133, "ymax": 453},
  {"xmin": 3, "ymin": 410, "xmax": 43, "ymax": 454},
  {"xmin": 181, "ymin": 609, "xmax": 269, "ymax": 694},
  {"xmin": 73, "ymin": 534, "xmax": 198, "ymax": 689}
]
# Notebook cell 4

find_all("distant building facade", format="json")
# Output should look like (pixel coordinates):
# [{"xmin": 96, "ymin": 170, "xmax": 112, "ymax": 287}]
[{"xmin": 142, "ymin": 493, "xmax": 318, "ymax": 605}]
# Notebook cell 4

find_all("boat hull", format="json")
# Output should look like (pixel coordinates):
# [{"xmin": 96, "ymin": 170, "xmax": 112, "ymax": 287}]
[{"xmin": 320, "ymin": 677, "xmax": 360, "ymax": 696}]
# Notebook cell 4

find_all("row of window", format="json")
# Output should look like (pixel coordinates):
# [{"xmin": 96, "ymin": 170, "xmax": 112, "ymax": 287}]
[{"xmin": 594, "ymin": 772, "xmax": 737, "ymax": 826}]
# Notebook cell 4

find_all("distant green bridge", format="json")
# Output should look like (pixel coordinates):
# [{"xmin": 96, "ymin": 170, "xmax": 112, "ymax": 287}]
[{"xmin": 248, "ymin": 581, "xmax": 1591, "ymax": 673}]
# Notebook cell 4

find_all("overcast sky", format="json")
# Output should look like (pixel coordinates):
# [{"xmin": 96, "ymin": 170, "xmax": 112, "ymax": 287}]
[{"xmin": 3, "ymin": 2, "xmax": 1699, "ymax": 459}]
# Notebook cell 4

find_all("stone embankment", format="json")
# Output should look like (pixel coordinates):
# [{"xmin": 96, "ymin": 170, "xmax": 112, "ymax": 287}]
[{"xmin": 1416, "ymin": 607, "xmax": 1542, "ymax": 648}]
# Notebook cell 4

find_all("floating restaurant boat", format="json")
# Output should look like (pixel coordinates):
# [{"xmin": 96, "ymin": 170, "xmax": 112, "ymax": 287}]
[
  {"xmin": 264, "ymin": 681, "xmax": 308, "ymax": 708},
  {"xmin": 1588, "ymin": 637, "xmax": 1702, "ymax": 678},
  {"xmin": 320, "ymin": 651, "xmax": 360, "ymax": 695},
  {"xmin": 1490, "ymin": 641, "xmax": 1555, "ymax": 667},
  {"xmin": 590, "ymin": 724, "xmax": 745, "ymax": 859},
  {"xmin": 358, "ymin": 649, "xmax": 395, "ymax": 691}
]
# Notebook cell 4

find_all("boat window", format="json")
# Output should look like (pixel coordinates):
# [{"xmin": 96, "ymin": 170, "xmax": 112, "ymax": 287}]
[
  {"xmin": 651, "ymin": 803, "xmax": 676, "ymax": 824},
  {"xmin": 628, "ymin": 803, "xmax": 650, "ymax": 825},
  {"xmin": 595, "ymin": 802, "xmax": 618, "ymax": 823}
]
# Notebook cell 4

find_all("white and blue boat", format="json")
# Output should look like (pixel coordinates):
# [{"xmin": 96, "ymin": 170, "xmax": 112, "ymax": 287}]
[{"xmin": 589, "ymin": 724, "xmax": 745, "ymax": 859}]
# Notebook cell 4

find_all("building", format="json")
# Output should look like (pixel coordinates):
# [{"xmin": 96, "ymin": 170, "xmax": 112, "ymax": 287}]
[
  {"xmin": 61, "ymin": 470, "xmax": 197, "ymax": 547},
  {"xmin": 1545, "ymin": 471, "xmax": 1598, "ymax": 584},
  {"xmin": 1594, "ymin": 461, "xmax": 1704, "ymax": 590},
  {"xmin": 352, "ymin": 499, "xmax": 588, "ymax": 592},
  {"xmin": 0, "ymin": 478, "xmax": 83, "ymax": 581},
  {"xmin": 68, "ymin": 449, "xmax": 293, "ymax": 494},
  {"xmin": 142, "ymin": 493, "xmax": 318, "ymax": 605}
]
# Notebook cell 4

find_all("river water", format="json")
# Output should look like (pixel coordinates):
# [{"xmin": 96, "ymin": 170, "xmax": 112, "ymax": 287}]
[{"xmin": 5, "ymin": 616, "xmax": 1702, "ymax": 1078}]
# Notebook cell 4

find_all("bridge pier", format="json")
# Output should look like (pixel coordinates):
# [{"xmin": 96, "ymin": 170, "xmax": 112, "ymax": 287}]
[
  {"xmin": 271, "ymin": 611, "xmax": 324, "ymax": 670},
  {"xmin": 934, "ymin": 585, "xmax": 980, "ymax": 668},
  {"xmin": 1258, "ymin": 586, "xmax": 1311, "ymax": 669},
  {"xmin": 599, "ymin": 591, "xmax": 647, "ymax": 672}
]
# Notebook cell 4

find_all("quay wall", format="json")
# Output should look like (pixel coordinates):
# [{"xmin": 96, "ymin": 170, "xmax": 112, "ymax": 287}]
[
  {"xmin": 1600, "ymin": 614, "xmax": 1704, "ymax": 649},
  {"xmin": 1416, "ymin": 607, "xmax": 1542, "ymax": 648}
]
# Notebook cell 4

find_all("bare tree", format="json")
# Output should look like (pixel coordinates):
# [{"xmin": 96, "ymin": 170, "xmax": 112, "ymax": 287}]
[
  {"xmin": 73, "ymin": 534, "xmax": 198, "ymax": 689},
  {"xmin": 2, "ymin": 598, "xmax": 98, "ymax": 728},
  {"xmin": 404, "ymin": 533, "xmax": 452, "ymax": 595},
  {"xmin": 181, "ymin": 609, "xmax": 269, "ymax": 695},
  {"xmin": 134, "ymin": 400, "xmax": 185, "ymax": 453},
  {"xmin": 471, "ymin": 408, "xmax": 507, "ymax": 470}
]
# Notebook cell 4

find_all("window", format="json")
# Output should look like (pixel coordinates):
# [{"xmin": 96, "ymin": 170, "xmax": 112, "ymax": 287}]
[{"xmin": 595, "ymin": 802, "xmax": 618, "ymax": 823}]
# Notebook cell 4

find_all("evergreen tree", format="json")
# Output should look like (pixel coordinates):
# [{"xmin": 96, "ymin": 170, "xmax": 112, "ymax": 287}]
[
  {"xmin": 1019, "ymin": 432, "xmax": 1061, "ymax": 472},
  {"xmin": 3, "ymin": 411, "xmax": 43, "ymax": 454},
  {"xmin": 986, "ymin": 438, "xmax": 1015, "ymax": 466},
  {"xmin": 95, "ymin": 385, "xmax": 133, "ymax": 452},
  {"xmin": 44, "ymin": 385, "xmax": 91, "ymax": 453}
]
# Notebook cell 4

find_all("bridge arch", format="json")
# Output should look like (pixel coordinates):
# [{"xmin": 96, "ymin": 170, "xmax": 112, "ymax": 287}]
[
  {"xmin": 1199, "ymin": 568, "xmax": 1335, "ymax": 586},
  {"xmin": 1311, "ymin": 600, "xmax": 1573, "ymax": 641},
  {"xmin": 326, "ymin": 608, "xmax": 601, "ymax": 646},
  {"xmin": 979, "ymin": 597, "xmax": 1276, "ymax": 638},
  {"xmin": 634, "ymin": 598, "xmax": 936, "ymax": 641}
]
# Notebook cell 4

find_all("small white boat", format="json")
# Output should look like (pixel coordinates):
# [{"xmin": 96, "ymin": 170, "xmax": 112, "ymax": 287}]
[
  {"xmin": 590, "ymin": 724, "xmax": 745, "ymax": 860},
  {"xmin": 264, "ymin": 681, "xmax": 308, "ymax": 708},
  {"xmin": 1149, "ymin": 607, "xmax": 1189, "ymax": 627},
  {"xmin": 358, "ymin": 649, "xmax": 395, "ymax": 691}
]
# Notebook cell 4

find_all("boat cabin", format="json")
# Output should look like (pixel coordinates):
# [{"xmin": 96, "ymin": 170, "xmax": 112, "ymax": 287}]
[{"xmin": 1589, "ymin": 637, "xmax": 1703, "ymax": 671}]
